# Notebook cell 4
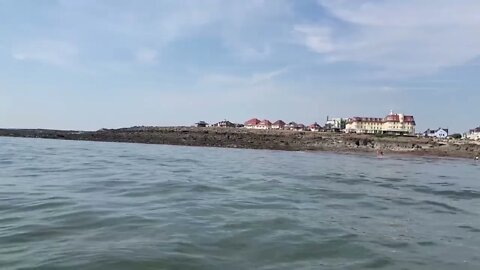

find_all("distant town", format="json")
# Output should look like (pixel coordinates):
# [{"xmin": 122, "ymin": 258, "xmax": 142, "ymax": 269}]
[{"xmin": 196, "ymin": 110, "xmax": 480, "ymax": 141}]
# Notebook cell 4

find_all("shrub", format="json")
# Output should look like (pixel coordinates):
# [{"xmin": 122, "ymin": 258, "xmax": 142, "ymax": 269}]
[{"xmin": 450, "ymin": 133, "xmax": 462, "ymax": 139}]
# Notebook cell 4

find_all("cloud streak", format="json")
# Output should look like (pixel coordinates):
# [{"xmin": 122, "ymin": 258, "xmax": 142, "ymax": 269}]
[
  {"xmin": 294, "ymin": 0, "xmax": 480, "ymax": 77},
  {"xmin": 12, "ymin": 40, "xmax": 78, "ymax": 66}
]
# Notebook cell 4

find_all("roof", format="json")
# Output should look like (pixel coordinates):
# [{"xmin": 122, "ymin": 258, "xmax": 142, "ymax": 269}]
[
  {"xmin": 244, "ymin": 118, "xmax": 260, "ymax": 126},
  {"xmin": 309, "ymin": 122, "xmax": 322, "ymax": 128},
  {"xmin": 469, "ymin": 127, "xmax": 480, "ymax": 133},
  {"xmin": 350, "ymin": 117, "xmax": 383, "ymax": 122},
  {"xmin": 424, "ymin": 128, "xmax": 449, "ymax": 136},
  {"xmin": 215, "ymin": 120, "xmax": 235, "ymax": 126},
  {"xmin": 385, "ymin": 114, "xmax": 415, "ymax": 123},
  {"xmin": 272, "ymin": 120, "xmax": 286, "ymax": 126},
  {"xmin": 349, "ymin": 113, "xmax": 415, "ymax": 124},
  {"xmin": 258, "ymin": 119, "xmax": 272, "ymax": 125}
]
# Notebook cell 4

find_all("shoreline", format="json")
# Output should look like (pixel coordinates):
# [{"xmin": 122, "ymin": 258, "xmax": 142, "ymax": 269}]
[{"xmin": 1, "ymin": 127, "xmax": 479, "ymax": 160}]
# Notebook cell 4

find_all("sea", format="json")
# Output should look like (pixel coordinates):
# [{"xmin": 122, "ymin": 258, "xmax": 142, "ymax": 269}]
[{"xmin": 1, "ymin": 137, "xmax": 479, "ymax": 270}]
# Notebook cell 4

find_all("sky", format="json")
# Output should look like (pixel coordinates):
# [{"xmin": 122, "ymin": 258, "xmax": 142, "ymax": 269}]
[{"xmin": 1, "ymin": 0, "xmax": 479, "ymax": 133}]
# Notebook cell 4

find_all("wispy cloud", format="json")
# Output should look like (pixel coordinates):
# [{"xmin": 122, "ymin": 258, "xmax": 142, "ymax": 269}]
[
  {"xmin": 52, "ymin": 0, "xmax": 292, "ymax": 63},
  {"xmin": 294, "ymin": 25, "xmax": 334, "ymax": 53},
  {"xmin": 12, "ymin": 40, "xmax": 78, "ymax": 66},
  {"xmin": 294, "ymin": 0, "xmax": 480, "ymax": 77},
  {"xmin": 200, "ymin": 67, "xmax": 289, "ymax": 87}
]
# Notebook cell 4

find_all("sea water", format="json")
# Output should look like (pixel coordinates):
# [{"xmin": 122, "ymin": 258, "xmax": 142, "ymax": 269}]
[{"xmin": 1, "ymin": 137, "xmax": 479, "ymax": 270}]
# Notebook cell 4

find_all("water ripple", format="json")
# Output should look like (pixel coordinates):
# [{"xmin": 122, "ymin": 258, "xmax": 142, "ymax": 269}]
[{"xmin": 1, "ymin": 137, "xmax": 480, "ymax": 270}]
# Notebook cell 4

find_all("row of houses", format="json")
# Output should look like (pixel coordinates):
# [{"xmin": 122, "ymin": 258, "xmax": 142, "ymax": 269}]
[
  {"xmin": 196, "ymin": 120, "xmax": 243, "ymax": 128},
  {"xmin": 244, "ymin": 118, "xmax": 323, "ymax": 131},
  {"xmin": 195, "ymin": 113, "xmax": 480, "ymax": 140},
  {"xmin": 196, "ymin": 119, "xmax": 323, "ymax": 131}
]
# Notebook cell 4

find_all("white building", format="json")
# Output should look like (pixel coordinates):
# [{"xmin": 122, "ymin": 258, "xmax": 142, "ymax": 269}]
[
  {"xmin": 424, "ymin": 128, "xmax": 448, "ymax": 138},
  {"xmin": 325, "ymin": 117, "xmax": 347, "ymax": 131},
  {"xmin": 467, "ymin": 127, "xmax": 480, "ymax": 140}
]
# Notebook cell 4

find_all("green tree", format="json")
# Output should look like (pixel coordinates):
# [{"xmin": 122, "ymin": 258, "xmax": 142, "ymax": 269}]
[{"xmin": 450, "ymin": 133, "xmax": 462, "ymax": 139}]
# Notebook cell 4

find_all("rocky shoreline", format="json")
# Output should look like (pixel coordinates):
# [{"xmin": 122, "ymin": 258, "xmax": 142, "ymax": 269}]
[{"xmin": 1, "ymin": 127, "xmax": 479, "ymax": 159}]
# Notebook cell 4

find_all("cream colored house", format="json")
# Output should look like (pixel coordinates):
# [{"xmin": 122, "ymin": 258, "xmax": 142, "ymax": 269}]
[
  {"xmin": 256, "ymin": 119, "xmax": 272, "ymax": 129},
  {"xmin": 345, "ymin": 111, "xmax": 416, "ymax": 135}
]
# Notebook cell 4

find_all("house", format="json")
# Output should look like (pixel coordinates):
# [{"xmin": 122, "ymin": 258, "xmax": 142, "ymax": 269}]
[
  {"xmin": 309, "ymin": 122, "xmax": 322, "ymax": 132},
  {"xmin": 286, "ymin": 122, "xmax": 298, "ymax": 130},
  {"xmin": 424, "ymin": 128, "xmax": 448, "ymax": 138},
  {"xmin": 467, "ymin": 127, "xmax": 480, "ymax": 140},
  {"xmin": 256, "ymin": 119, "xmax": 272, "ymax": 129},
  {"xmin": 345, "ymin": 111, "xmax": 416, "ymax": 135},
  {"xmin": 295, "ymin": 123, "xmax": 306, "ymax": 131},
  {"xmin": 244, "ymin": 118, "xmax": 261, "ymax": 129},
  {"xmin": 195, "ymin": 121, "xmax": 209, "ymax": 128},
  {"xmin": 213, "ymin": 120, "xmax": 236, "ymax": 128},
  {"xmin": 324, "ymin": 117, "xmax": 347, "ymax": 132},
  {"xmin": 271, "ymin": 120, "xmax": 286, "ymax": 129}
]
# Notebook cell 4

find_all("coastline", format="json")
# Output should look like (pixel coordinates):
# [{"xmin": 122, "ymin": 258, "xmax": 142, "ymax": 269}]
[{"xmin": 1, "ymin": 127, "xmax": 479, "ymax": 160}]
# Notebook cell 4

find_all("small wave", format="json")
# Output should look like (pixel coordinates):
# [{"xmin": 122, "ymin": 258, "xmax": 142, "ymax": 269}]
[
  {"xmin": 413, "ymin": 186, "xmax": 480, "ymax": 200},
  {"xmin": 458, "ymin": 225, "xmax": 480, "ymax": 233},
  {"xmin": 419, "ymin": 200, "xmax": 465, "ymax": 214}
]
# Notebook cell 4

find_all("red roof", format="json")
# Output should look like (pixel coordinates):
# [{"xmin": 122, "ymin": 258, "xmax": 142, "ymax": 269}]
[
  {"xmin": 385, "ymin": 114, "xmax": 415, "ymax": 123},
  {"xmin": 349, "ymin": 113, "xmax": 415, "ymax": 124},
  {"xmin": 350, "ymin": 117, "xmax": 383, "ymax": 122},
  {"xmin": 403, "ymin": 115, "xmax": 415, "ymax": 123},
  {"xmin": 385, "ymin": 114, "xmax": 399, "ymax": 122},
  {"xmin": 244, "ymin": 118, "xmax": 260, "ymax": 126},
  {"xmin": 258, "ymin": 119, "xmax": 272, "ymax": 126}
]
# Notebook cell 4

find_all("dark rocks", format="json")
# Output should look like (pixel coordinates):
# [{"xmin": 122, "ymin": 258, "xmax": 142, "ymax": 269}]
[{"xmin": 1, "ymin": 127, "xmax": 479, "ymax": 159}]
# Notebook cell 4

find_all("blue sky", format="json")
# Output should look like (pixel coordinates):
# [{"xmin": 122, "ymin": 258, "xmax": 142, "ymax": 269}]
[{"xmin": 1, "ymin": 0, "xmax": 479, "ymax": 132}]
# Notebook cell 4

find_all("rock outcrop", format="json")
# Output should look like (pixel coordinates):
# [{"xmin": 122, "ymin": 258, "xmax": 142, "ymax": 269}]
[{"xmin": 1, "ymin": 127, "xmax": 479, "ymax": 159}]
